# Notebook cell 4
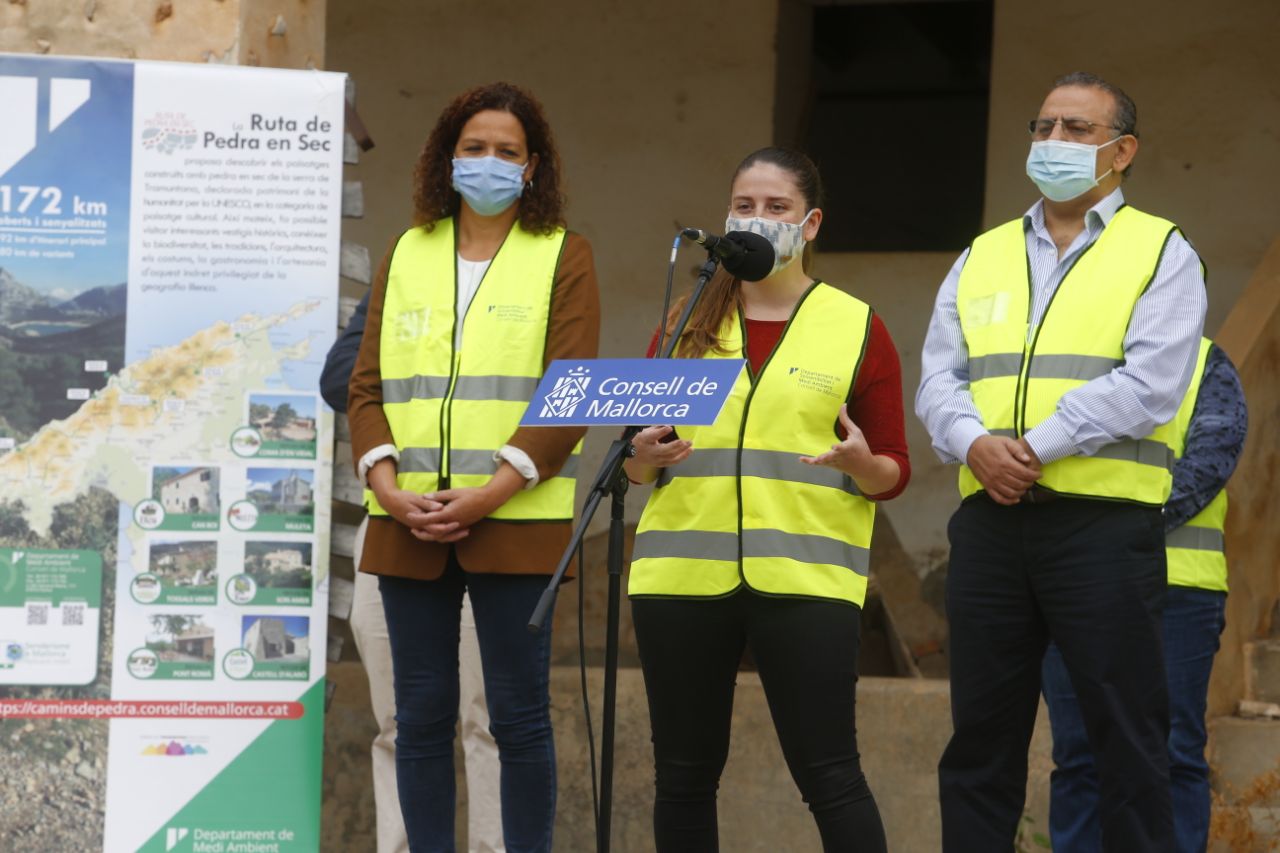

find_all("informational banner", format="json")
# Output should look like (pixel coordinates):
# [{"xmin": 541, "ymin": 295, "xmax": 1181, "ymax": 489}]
[
  {"xmin": 521, "ymin": 358, "xmax": 745, "ymax": 426},
  {"xmin": 0, "ymin": 54, "xmax": 344, "ymax": 851}
]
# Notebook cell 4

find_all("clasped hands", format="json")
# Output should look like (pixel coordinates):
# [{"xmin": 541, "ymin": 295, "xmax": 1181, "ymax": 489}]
[
  {"xmin": 369, "ymin": 457, "xmax": 526, "ymax": 542},
  {"xmin": 376, "ymin": 484, "xmax": 504, "ymax": 542},
  {"xmin": 966, "ymin": 434, "xmax": 1042, "ymax": 505}
]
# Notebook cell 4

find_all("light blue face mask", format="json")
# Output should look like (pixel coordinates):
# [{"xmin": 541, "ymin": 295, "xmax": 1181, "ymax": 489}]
[
  {"xmin": 451, "ymin": 155, "xmax": 526, "ymax": 216},
  {"xmin": 1025, "ymin": 137, "xmax": 1120, "ymax": 202}
]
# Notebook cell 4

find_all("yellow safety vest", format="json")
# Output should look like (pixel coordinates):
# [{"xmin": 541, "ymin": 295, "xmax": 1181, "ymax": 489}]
[
  {"xmin": 1165, "ymin": 337, "xmax": 1229, "ymax": 592},
  {"xmin": 956, "ymin": 205, "xmax": 1187, "ymax": 505},
  {"xmin": 629, "ymin": 283, "xmax": 877, "ymax": 608},
  {"xmin": 365, "ymin": 218, "xmax": 579, "ymax": 521}
]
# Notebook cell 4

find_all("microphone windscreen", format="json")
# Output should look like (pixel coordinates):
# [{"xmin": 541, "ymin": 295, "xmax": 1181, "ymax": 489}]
[{"xmin": 723, "ymin": 230, "xmax": 776, "ymax": 282}]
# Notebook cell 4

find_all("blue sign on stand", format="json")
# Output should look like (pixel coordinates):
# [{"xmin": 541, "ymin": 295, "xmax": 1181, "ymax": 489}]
[{"xmin": 521, "ymin": 359, "xmax": 745, "ymax": 427}]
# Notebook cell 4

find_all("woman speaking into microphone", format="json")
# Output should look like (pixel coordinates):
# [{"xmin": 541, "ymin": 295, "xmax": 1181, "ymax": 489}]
[
  {"xmin": 347, "ymin": 82, "xmax": 599, "ymax": 852},
  {"xmin": 624, "ymin": 147, "xmax": 909, "ymax": 852}
]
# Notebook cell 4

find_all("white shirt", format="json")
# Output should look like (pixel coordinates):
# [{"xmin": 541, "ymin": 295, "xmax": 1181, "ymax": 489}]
[{"xmin": 454, "ymin": 257, "xmax": 491, "ymax": 350}]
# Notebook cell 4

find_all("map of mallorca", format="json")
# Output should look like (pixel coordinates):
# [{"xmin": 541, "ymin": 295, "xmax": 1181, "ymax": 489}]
[{"xmin": 0, "ymin": 301, "xmax": 327, "ymax": 556}]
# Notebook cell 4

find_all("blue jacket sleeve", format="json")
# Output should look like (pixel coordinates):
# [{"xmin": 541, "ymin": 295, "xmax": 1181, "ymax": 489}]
[
  {"xmin": 319, "ymin": 291, "xmax": 370, "ymax": 414},
  {"xmin": 1164, "ymin": 344, "xmax": 1248, "ymax": 531}
]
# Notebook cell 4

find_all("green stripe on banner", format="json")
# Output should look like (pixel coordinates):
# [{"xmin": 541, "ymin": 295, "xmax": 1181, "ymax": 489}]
[{"xmin": 138, "ymin": 680, "xmax": 324, "ymax": 852}]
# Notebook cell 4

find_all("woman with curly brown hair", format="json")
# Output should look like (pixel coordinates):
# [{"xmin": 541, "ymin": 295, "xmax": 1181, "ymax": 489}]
[{"xmin": 347, "ymin": 82, "xmax": 600, "ymax": 852}]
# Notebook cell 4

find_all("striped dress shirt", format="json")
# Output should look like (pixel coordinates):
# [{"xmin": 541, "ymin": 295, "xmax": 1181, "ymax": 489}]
[{"xmin": 915, "ymin": 188, "xmax": 1208, "ymax": 467}]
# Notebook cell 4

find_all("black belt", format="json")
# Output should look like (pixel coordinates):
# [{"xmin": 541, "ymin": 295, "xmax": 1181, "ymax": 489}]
[{"xmin": 1019, "ymin": 485, "xmax": 1060, "ymax": 505}]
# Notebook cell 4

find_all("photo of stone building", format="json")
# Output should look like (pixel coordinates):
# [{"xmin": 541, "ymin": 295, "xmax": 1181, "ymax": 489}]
[
  {"xmin": 149, "ymin": 540, "xmax": 217, "ymax": 587},
  {"xmin": 153, "ymin": 467, "xmax": 219, "ymax": 516},
  {"xmin": 145, "ymin": 615, "xmax": 215, "ymax": 663},
  {"xmin": 247, "ymin": 467, "xmax": 316, "ymax": 516},
  {"xmin": 242, "ymin": 615, "xmax": 309, "ymax": 662},
  {"xmin": 243, "ymin": 541, "xmax": 313, "ymax": 590}
]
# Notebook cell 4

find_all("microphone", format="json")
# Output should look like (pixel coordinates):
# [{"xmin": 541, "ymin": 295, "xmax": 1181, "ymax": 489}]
[{"xmin": 681, "ymin": 228, "xmax": 775, "ymax": 282}]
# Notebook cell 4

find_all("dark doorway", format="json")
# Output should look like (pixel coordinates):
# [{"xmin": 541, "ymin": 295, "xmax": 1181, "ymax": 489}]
[{"xmin": 776, "ymin": 0, "xmax": 995, "ymax": 252}]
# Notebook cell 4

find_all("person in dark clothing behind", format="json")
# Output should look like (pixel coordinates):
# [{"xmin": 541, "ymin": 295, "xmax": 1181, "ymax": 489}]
[{"xmin": 1040, "ymin": 338, "xmax": 1247, "ymax": 853}]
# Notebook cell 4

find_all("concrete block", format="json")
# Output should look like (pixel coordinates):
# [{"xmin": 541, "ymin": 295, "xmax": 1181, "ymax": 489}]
[
  {"xmin": 342, "ymin": 181, "xmax": 364, "ymax": 219},
  {"xmin": 331, "ymin": 522, "xmax": 358, "ymax": 560},
  {"xmin": 343, "ymin": 133, "xmax": 359, "ymax": 165},
  {"xmin": 326, "ymin": 632, "xmax": 344, "ymax": 663},
  {"xmin": 1207, "ymin": 716, "xmax": 1280, "ymax": 852},
  {"xmin": 1245, "ymin": 639, "xmax": 1280, "ymax": 705},
  {"xmin": 340, "ymin": 241, "xmax": 372, "ymax": 285},
  {"xmin": 332, "ymin": 441, "xmax": 363, "ymax": 506},
  {"xmin": 1209, "ymin": 716, "xmax": 1280, "ymax": 801},
  {"xmin": 337, "ymin": 295, "xmax": 360, "ymax": 330},
  {"xmin": 327, "ymin": 574, "xmax": 354, "ymax": 620},
  {"xmin": 1239, "ymin": 700, "xmax": 1280, "ymax": 720}
]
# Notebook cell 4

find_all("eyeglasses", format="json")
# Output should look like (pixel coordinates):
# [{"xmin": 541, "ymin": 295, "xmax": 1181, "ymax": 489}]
[{"xmin": 1027, "ymin": 117, "xmax": 1123, "ymax": 141}]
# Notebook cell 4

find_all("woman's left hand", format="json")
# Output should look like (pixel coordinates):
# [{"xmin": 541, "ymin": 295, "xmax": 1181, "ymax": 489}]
[
  {"xmin": 799, "ymin": 404, "xmax": 875, "ymax": 478},
  {"xmin": 405, "ymin": 486, "xmax": 502, "ymax": 541}
]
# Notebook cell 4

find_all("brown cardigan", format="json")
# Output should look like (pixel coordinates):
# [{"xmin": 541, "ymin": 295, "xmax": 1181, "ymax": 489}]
[{"xmin": 347, "ymin": 227, "xmax": 601, "ymax": 579}]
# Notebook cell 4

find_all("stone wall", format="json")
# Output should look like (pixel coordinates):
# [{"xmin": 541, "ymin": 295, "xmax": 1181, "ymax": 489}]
[{"xmin": 0, "ymin": 0, "xmax": 325, "ymax": 68}]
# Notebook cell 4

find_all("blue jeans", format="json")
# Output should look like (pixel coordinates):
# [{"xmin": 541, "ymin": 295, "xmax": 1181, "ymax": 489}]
[
  {"xmin": 1042, "ymin": 585, "xmax": 1227, "ymax": 853},
  {"xmin": 380, "ymin": 558, "xmax": 556, "ymax": 853}
]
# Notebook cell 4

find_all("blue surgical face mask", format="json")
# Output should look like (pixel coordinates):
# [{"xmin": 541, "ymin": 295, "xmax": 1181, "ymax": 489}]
[
  {"xmin": 724, "ymin": 210, "xmax": 816, "ymax": 279},
  {"xmin": 451, "ymin": 155, "xmax": 526, "ymax": 216},
  {"xmin": 1025, "ymin": 137, "xmax": 1120, "ymax": 202}
]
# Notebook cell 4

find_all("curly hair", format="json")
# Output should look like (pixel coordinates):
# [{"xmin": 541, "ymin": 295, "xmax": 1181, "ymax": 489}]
[{"xmin": 411, "ymin": 82, "xmax": 565, "ymax": 234}]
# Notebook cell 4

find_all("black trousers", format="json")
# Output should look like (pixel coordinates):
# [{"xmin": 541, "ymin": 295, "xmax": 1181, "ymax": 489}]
[
  {"xmin": 632, "ymin": 588, "xmax": 887, "ymax": 853},
  {"xmin": 938, "ymin": 496, "xmax": 1173, "ymax": 852}
]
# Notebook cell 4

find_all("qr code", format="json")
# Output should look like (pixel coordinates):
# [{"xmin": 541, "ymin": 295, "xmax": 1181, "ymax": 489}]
[
  {"xmin": 62, "ymin": 604, "xmax": 85, "ymax": 627},
  {"xmin": 26, "ymin": 603, "xmax": 48, "ymax": 626}
]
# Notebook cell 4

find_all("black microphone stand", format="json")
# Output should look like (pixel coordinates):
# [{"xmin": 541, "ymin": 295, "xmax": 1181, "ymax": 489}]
[{"xmin": 527, "ymin": 254, "xmax": 722, "ymax": 853}]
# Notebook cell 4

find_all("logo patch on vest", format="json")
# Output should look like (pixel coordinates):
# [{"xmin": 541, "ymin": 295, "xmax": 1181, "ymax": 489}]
[
  {"xmin": 540, "ymin": 366, "xmax": 591, "ymax": 418},
  {"xmin": 487, "ymin": 303, "xmax": 535, "ymax": 323},
  {"xmin": 963, "ymin": 292, "xmax": 1010, "ymax": 328},
  {"xmin": 394, "ymin": 307, "xmax": 431, "ymax": 341},
  {"xmin": 789, "ymin": 367, "xmax": 843, "ymax": 399}
]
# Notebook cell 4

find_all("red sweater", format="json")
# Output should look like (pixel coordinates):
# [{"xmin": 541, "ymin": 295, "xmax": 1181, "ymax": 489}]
[{"xmin": 645, "ymin": 313, "xmax": 910, "ymax": 500}]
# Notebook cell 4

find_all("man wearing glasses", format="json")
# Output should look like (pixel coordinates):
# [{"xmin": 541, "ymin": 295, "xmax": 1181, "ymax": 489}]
[{"xmin": 917, "ymin": 72, "xmax": 1207, "ymax": 851}]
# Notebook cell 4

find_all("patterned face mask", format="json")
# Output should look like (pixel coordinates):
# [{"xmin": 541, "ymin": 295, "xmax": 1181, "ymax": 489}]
[{"xmin": 724, "ymin": 210, "xmax": 815, "ymax": 279}]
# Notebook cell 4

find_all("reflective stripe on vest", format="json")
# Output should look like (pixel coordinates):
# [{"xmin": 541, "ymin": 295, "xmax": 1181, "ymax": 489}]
[
  {"xmin": 628, "ymin": 282, "xmax": 876, "ymax": 607},
  {"xmin": 956, "ymin": 205, "xmax": 1186, "ymax": 505},
  {"xmin": 364, "ymin": 218, "xmax": 580, "ymax": 521},
  {"xmin": 1165, "ymin": 338, "xmax": 1228, "ymax": 592}
]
